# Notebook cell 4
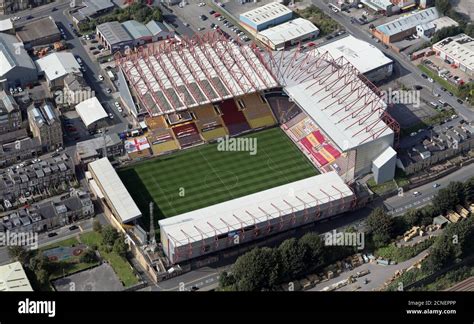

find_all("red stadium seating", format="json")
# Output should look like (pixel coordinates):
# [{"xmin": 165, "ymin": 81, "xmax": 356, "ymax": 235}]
[
  {"xmin": 323, "ymin": 143, "xmax": 341, "ymax": 159},
  {"xmin": 219, "ymin": 99, "xmax": 251, "ymax": 135},
  {"xmin": 312, "ymin": 151, "xmax": 328, "ymax": 166},
  {"xmin": 312, "ymin": 130, "xmax": 325, "ymax": 144}
]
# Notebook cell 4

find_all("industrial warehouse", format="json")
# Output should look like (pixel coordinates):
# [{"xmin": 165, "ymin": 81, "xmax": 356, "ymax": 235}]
[{"xmin": 102, "ymin": 30, "xmax": 400, "ymax": 266}]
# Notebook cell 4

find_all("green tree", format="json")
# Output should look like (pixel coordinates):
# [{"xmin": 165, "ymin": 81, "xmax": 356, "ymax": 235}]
[
  {"xmin": 463, "ymin": 177, "xmax": 474, "ymax": 205},
  {"xmin": 432, "ymin": 182, "xmax": 464, "ymax": 214},
  {"xmin": 113, "ymin": 234, "xmax": 129, "ymax": 258},
  {"xmin": 426, "ymin": 236, "xmax": 455, "ymax": 271},
  {"xmin": 404, "ymin": 209, "xmax": 422, "ymax": 228},
  {"xmin": 102, "ymin": 225, "xmax": 119, "ymax": 247},
  {"xmin": 7, "ymin": 246, "xmax": 31, "ymax": 265},
  {"xmin": 93, "ymin": 219, "xmax": 102, "ymax": 233},
  {"xmin": 277, "ymin": 238, "xmax": 307, "ymax": 279},
  {"xmin": 366, "ymin": 208, "xmax": 394, "ymax": 241},
  {"xmin": 232, "ymin": 247, "xmax": 281, "ymax": 291},
  {"xmin": 218, "ymin": 271, "xmax": 236, "ymax": 290},
  {"xmin": 299, "ymin": 232, "xmax": 325, "ymax": 271},
  {"xmin": 80, "ymin": 249, "xmax": 97, "ymax": 263},
  {"xmin": 465, "ymin": 24, "xmax": 474, "ymax": 38},
  {"xmin": 435, "ymin": 0, "xmax": 451, "ymax": 14},
  {"xmin": 36, "ymin": 269, "xmax": 50, "ymax": 286}
]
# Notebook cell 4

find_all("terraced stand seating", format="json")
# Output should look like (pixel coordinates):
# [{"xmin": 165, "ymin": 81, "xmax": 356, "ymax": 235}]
[
  {"xmin": 191, "ymin": 105, "xmax": 228, "ymax": 141},
  {"xmin": 218, "ymin": 99, "xmax": 251, "ymax": 136},
  {"xmin": 145, "ymin": 116, "xmax": 180, "ymax": 155},
  {"xmin": 239, "ymin": 94, "xmax": 276, "ymax": 129},
  {"xmin": 299, "ymin": 130, "xmax": 341, "ymax": 167},
  {"xmin": 266, "ymin": 96, "xmax": 302, "ymax": 124},
  {"xmin": 172, "ymin": 122, "xmax": 203, "ymax": 148}
]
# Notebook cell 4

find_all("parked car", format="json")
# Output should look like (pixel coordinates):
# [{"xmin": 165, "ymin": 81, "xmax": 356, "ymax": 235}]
[
  {"xmin": 413, "ymin": 191, "xmax": 421, "ymax": 196},
  {"xmin": 457, "ymin": 99, "xmax": 464, "ymax": 104},
  {"xmin": 98, "ymin": 75, "xmax": 104, "ymax": 81},
  {"xmin": 421, "ymin": 73, "xmax": 428, "ymax": 79},
  {"xmin": 47, "ymin": 232, "xmax": 58, "ymax": 238},
  {"xmin": 209, "ymin": 10, "xmax": 216, "ymax": 15},
  {"xmin": 200, "ymin": 15, "xmax": 207, "ymax": 21},
  {"xmin": 69, "ymin": 225, "xmax": 79, "ymax": 231},
  {"xmin": 432, "ymin": 183, "xmax": 440, "ymax": 188}
]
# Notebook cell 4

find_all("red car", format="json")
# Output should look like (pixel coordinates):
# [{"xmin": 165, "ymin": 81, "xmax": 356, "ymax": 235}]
[
  {"xmin": 307, "ymin": 42, "xmax": 316, "ymax": 47},
  {"xmin": 213, "ymin": 13, "xmax": 221, "ymax": 17}
]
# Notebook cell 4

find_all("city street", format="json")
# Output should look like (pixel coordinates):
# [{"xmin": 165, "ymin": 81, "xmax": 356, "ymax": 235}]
[
  {"xmin": 384, "ymin": 163, "xmax": 474, "ymax": 216},
  {"xmin": 310, "ymin": 0, "xmax": 474, "ymax": 122}
]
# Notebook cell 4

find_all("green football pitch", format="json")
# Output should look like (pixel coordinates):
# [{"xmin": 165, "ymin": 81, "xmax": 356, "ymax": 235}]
[{"xmin": 118, "ymin": 127, "xmax": 318, "ymax": 226}]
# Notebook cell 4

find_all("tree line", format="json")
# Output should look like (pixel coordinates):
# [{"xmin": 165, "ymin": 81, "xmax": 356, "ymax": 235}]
[{"xmin": 219, "ymin": 176, "xmax": 474, "ymax": 291}]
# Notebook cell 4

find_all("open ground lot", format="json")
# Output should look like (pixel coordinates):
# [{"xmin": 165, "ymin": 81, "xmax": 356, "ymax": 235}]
[
  {"xmin": 52, "ymin": 263, "xmax": 124, "ymax": 291},
  {"xmin": 118, "ymin": 127, "xmax": 318, "ymax": 223}
]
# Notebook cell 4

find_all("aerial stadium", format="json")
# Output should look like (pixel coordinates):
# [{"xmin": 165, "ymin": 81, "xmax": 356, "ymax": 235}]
[{"xmin": 106, "ymin": 31, "xmax": 400, "ymax": 265}]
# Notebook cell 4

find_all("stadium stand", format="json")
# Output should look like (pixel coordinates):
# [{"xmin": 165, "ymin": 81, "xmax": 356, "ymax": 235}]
[
  {"xmin": 172, "ymin": 122, "xmax": 203, "ymax": 148},
  {"xmin": 190, "ymin": 104, "xmax": 228, "ymax": 141},
  {"xmin": 218, "ymin": 99, "xmax": 251, "ymax": 136},
  {"xmin": 266, "ymin": 96, "xmax": 302, "ymax": 124},
  {"xmin": 145, "ymin": 116, "xmax": 180, "ymax": 155},
  {"xmin": 237, "ymin": 94, "xmax": 276, "ymax": 129}
]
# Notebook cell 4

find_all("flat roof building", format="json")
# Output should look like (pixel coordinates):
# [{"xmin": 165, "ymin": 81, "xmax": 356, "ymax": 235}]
[
  {"xmin": 96, "ymin": 21, "xmax": 133, "ymax": 53},
  {"xmin": 0, "ymin": 32, "xmax": 38, "ymax": 89},
  {"xmin": 88, "ymin": 157, "xmax": 142, "ymax": 224},
  {"xmin": 373, "ymin": 7, "xmax": 439, "ymax": 44},
  {"xmin": 0, "ymin": 261, "xmax": 33, "ymax": 291},
  {"xmin": 75, "ymin": 97, "xmax": 108, "ymax": 128},
  {"xmin": 433, "ymin": 34, "xmax": 474, "ymax": 77},
  {"xmin": 240, "ymin": 2, "xmax": 293, "ymax": 32},
  {"xmin": 35, "ymin": 52, "xmax": 82, "ymax": 87},
  {"xmin": 16, "ymin": 16, "xmax": 61, "ymax": 48},
  {"xmin": 257, "ymin": 18, "xmax": 319, "ymax": 51},
  {"xmin": 317, "ymin": 35, "xmax": 393, "ymax": 82}
]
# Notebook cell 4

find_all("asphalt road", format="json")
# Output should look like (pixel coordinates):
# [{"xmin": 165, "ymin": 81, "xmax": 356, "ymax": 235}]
[
  {"xmin": 310, "ymin": 0, "xmax": 474, "ymax": 122},
  {"xmin": 384, "ymin": 163, "xmax": 474, "ymax": 216}
]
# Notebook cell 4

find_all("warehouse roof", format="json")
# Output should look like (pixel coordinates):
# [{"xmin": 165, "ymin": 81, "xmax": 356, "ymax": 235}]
[
  {"xmin": 16, "ymin": 16, "xmax": 60, "ymax": 43},
  {"xmin": 433, "ymin": 34, "xmax": 474, "ymax": 72},
  {"xmin": 97, "ymin": 21, "xmax": 132, "ymax": 46},
  {"xmin": 122, "ymin": 20, "xmax": 152, "ymax": 39},
  {"xmin": 240, "ymin": 2, "xmax": 292, "ymax": 26},
  {"xmin": 75, "ymin": 97, "xmax": 108, "ymax": 127},
  {"xmin": 79, "ymin": 0, "xmax": 114, "ymax": 18},
  {"xmin": 0, "ymin": 32, "xmax": 36, "ymax": 78},
  {"xmin": 258, "ymin": 18, "xmax": 319, "ymax": 47},
  {"xmin": 89, "ymin": 157, "xmax": 142, "ymax": 223},
  {"xmin": 0, "ymin": 261, "xmax": 33, "ymax": 291},
  {"xmin": 317, "ymin": 35, "xmax": 393, "ymax": 74},
  {"xmin": 146, "ymin": 20, "xmax": 169, "ymax": 35},
  {"xmin": 159, "ymin": 172, "xmax": 353, "ymax": 247},
  {"xmin": 376, "ymin": 8, "xmax": 439, "ymax": 36},
  {"xmin": 35, "ymin": 52, "xmax": 81, "ymax": 82}
]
